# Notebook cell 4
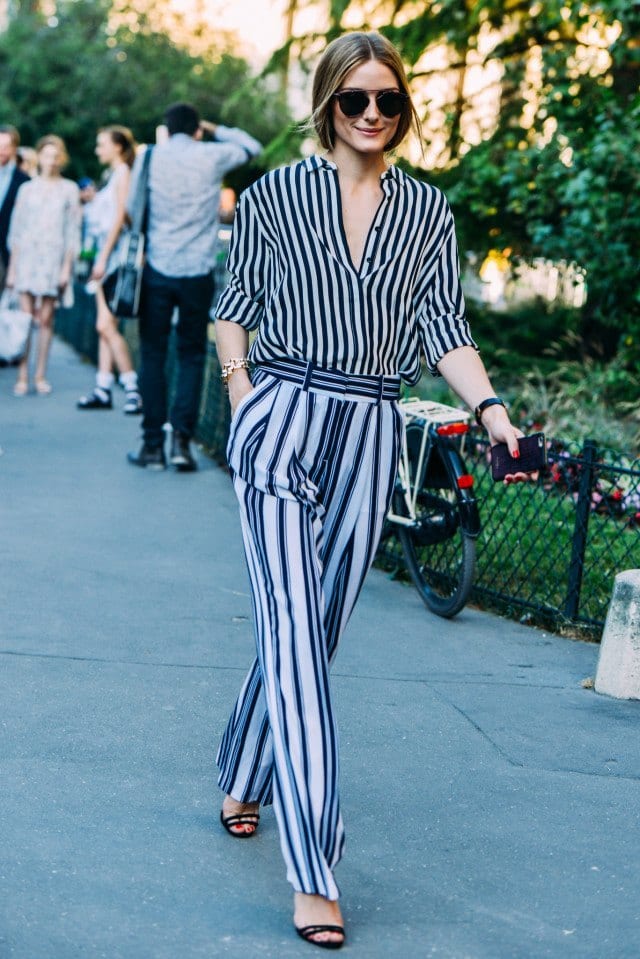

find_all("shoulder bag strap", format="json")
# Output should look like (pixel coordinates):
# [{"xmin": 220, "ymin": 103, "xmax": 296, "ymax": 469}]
[{"xmin": 130, "ymin": 146, "xmax": 153, "ymax": 235}]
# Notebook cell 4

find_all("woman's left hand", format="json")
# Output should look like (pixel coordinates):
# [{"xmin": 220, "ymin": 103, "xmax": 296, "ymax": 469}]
[
  {"xmin": 481, "ymin": 405, "xmax": 539, "ymax": 485},
  {"xmin": 58, "ymin": 268, "xmax": 71, "ymax": 292}
]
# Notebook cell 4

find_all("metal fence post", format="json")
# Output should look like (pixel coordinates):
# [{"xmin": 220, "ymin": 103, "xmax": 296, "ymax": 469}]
[{"xmin": 563, "ymin": 439, "xmax": 598, "ymax": 620}]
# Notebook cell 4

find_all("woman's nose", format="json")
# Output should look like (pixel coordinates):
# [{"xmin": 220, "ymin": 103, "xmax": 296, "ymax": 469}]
[{"xmin": 362, "ymin": 95, "xmax": 380, "ymax": 120}]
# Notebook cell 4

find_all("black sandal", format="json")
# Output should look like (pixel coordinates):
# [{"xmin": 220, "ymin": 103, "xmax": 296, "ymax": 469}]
[
  {"xmin": 295, "ymin": 924, "xmax": 345, "ymax": 950},
  {"xmin": 219, "ymin": 809, "xmax": 260, "ymax": 837}
]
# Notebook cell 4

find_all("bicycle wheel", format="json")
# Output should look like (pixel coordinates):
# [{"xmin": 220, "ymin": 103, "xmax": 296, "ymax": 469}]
[{"xmin": 394, "ymin": 424, "xmax": 476, "ymax": 618}]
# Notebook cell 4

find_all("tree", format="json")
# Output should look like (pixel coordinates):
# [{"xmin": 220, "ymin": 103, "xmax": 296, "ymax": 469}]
[
  {"xmin": 0, "ymin": 0, "xmax": 292, "ymax": 185},
  {"xmin": 278, "ymin": 1, "xmax": 640, "ymax": 365}
]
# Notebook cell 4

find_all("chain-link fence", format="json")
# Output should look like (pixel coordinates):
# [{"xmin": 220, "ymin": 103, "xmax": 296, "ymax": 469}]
[
  {"xmin": 56, "ymin": 290, "xmax": 639, "ymax": 640},
  {"xmin": 378, "ymin": 430, "xmax": 640, "ymax": 639},
  {"xmin": 468, "ymin": 434, "xmax": 639, "ymax": 635}
]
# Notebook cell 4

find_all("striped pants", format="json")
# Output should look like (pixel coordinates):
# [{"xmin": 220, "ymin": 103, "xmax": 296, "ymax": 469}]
[{"xmin": 216, "ymin": 360, "xmax": 403, "ymax": 900}]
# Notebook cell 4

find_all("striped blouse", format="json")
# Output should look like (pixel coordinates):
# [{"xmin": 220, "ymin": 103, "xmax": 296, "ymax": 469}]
[{"xmin": 215, "ymin": 154, "xmax": 476, "ymax": 384}]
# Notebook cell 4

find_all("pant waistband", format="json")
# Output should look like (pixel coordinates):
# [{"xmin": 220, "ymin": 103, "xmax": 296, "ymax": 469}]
[{"xmin": 256, "ymin": 359, "xmax": 401, "ymax": 403}]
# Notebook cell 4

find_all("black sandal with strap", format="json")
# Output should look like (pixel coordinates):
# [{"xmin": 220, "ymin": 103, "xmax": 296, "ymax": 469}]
[
  {"xmin": 295, "ymin": 924, "xmax": 346, "ymax": 950},
  {"xmin": 219, "ymin": 809, "xmax": 260, "ymax": 837}
]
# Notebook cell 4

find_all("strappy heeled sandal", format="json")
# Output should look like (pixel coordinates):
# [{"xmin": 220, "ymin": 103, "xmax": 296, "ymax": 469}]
[
  {"xmin": 295, "ymin": 924, "xmax": 346, "ymax": 950},
  {"xmin": 219, "ymin": 809, "xmax": 260, "ymax": 838}
]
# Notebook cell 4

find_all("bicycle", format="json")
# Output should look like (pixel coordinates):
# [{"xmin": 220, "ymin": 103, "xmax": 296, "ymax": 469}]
[{"xmin": 386, "ymin": 397, "xmax": 481, "ymax": 618}]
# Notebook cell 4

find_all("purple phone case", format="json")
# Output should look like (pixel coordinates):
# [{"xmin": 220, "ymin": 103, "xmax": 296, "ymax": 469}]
[{"xmin": 491, "ymin": 432, "xmax": 547, "ymax": 481}]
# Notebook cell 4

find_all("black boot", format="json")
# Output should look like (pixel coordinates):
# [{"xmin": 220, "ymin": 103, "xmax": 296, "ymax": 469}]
[
  {"xmin": 127, "ymin": 443, "xmax": 166, "ymax": 470},
  {"xmin": 169, "ymin": 431, "xmax": 197, "ymax": 472}
]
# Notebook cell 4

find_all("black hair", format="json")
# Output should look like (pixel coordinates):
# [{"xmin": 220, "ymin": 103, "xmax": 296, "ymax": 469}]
[{"xmin": 164, "ymin": 102, "xmax": 200, "ymax": 137}]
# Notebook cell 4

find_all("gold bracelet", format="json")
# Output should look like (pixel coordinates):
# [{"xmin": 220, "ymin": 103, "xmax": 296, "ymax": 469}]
[{"xmin": 221, "ymin": 357, "xmax": 250, "ymax": 389}]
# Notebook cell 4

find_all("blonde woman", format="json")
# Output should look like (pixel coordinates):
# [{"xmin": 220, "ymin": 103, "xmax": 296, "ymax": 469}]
[
  {"xmin": 7, "ymin": 134, "xmax": 80, "ymax": 395},
  {"xmin": 215, "ymin": 31, "xmax": 535, "ymax": 949},
  {"xmin": 77, "ymin": 126, "xmax": 142, "ymax": 413}
]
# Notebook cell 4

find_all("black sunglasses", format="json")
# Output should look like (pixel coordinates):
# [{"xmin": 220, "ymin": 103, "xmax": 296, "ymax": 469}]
[{"xmin": 333, "ymin": 89, "xmax": 409, "ymax": 119}]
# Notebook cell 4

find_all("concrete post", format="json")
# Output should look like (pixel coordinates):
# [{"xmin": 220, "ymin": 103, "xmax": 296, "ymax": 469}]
[{"xmin": 595, "ymin": 569, "xmax": 640, "ymax": 700}]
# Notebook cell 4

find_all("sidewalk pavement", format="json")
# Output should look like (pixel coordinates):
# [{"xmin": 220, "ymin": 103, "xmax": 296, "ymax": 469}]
[{"xmin": 1, "ymin": 338, "xmax": 639, "ymax": 959}]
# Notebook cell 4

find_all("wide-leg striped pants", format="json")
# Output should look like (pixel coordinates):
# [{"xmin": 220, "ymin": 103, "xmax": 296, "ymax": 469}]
[{"xmin": 217, "ymin": 360, "xmax": 403, "ymax": 900}]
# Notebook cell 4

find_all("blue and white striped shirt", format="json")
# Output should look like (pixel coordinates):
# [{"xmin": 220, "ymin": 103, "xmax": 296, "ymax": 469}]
[{"xmin": 215, "ymin": 155, "xmax": 476, "ymax": 383}]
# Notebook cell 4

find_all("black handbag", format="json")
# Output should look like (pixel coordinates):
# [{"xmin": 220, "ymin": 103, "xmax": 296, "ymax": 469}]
[{"xmin": 106, "ymin": 146, "xmax": 153, "ymax": 319}]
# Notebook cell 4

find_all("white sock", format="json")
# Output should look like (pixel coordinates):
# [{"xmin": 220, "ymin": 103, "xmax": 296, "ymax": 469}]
[
  {"xmin": 96, "ymin": 371, "xmax": 114, "ymax": 391},
  {"xmin": 120, "ymin": 370, "xmax": 138, "ymax": 392}
]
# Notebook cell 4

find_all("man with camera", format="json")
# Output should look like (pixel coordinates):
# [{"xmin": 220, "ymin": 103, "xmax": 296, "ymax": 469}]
[{"xmin": 127, "ymin": 102, "xmax": 261, "ymax": 471}]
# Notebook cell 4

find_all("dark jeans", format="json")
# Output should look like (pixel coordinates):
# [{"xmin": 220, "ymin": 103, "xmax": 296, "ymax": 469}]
[{"xmin": 138, "ymin": 264, "xmax": 214, "ymax": 449}]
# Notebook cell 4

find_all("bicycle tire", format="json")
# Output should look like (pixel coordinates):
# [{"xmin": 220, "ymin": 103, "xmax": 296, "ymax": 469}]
[{"xmin": 395, "ymin": 423, "xmax": 476, "ymax": 618}]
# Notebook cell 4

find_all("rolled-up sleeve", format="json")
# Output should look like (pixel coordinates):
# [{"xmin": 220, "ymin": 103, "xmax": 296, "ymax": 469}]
[
  {"xmin": 214, "ymin": 191, "xmax": 266, "ymax": 331},
  {"xmin": 213, "ymin": 125, "xmax": 262, "ymax": 174},
  {"xmin": 416, "ymin": 204, "xmax": 477, "ymax": 375}
]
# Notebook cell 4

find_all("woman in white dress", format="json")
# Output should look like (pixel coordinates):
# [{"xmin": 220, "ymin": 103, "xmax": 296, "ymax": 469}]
[
  {"xmin": 77, "ymin": 126, "xmax": 142, "ymax": 414},
  {"xmin": 7, "ymin": 134, "xmax": 80, "ymax": 395}
]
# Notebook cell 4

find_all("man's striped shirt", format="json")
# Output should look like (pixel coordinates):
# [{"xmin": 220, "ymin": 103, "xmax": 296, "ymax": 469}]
[{"xmin": 215, "ymin": 154, "xmax": 476, "ymax": 383}]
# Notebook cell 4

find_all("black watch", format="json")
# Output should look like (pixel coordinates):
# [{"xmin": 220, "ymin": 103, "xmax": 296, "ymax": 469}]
[{"xmin": 474, "ymin": 396, "xmax": 506, "ymax": 426}]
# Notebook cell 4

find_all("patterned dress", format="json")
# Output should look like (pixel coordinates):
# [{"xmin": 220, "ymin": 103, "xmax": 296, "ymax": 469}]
[{"xmin": 8, "ymin": 176, "xmax": 81, "ymax": 305}]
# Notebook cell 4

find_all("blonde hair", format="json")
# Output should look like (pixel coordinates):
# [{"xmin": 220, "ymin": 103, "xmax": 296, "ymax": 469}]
[
  {"xmin": 311, "ymin": 32, "xmax": 421, "ymax": 153},
  {"xmin": 36, "ymin": 134, "xmax": 69, "ymax": 170}
]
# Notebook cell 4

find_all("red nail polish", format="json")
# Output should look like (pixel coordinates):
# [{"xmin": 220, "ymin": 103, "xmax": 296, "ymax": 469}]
[{"xmin": 513, "ymin": 449, "xmax": 520, "ymax": 459}]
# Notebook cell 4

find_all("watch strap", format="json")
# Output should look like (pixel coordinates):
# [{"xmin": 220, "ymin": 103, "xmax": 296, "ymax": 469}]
[{"xmin": 475, "ymin": 396, "xmax": 505, "ymax": 426}]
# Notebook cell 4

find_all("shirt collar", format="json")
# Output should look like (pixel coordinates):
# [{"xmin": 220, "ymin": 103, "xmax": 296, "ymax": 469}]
[{"xmin": 303, "ymin": 154, "xmax": 404, "ymax": 189}]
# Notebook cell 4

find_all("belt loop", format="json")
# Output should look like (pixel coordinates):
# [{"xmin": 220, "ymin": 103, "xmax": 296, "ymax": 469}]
[
  {"xmin": 302, "ymin": 361, "xmax": 314, "ymax": 391},
  {"xmin": 376, "ymin": 376, "xmax": 384, "ymax": 405}
]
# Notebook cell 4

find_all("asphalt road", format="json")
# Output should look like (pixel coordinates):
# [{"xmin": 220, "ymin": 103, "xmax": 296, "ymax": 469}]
[{"xmin": 1, "ymin": 338, "xmax": 639, "ymax": 959}]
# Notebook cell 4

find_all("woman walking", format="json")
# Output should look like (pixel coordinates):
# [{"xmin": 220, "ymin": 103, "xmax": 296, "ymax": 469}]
[
  {"xmin": 7, "ymin": 135, "xmax": 80, "ymax": 395},
  {"xmin": 215, "ymin": 31, "xmax": 533, "ymax": 949},
  {"xmin": 77, "ymin": 125, "xmax": 142, "ymax": 414}
]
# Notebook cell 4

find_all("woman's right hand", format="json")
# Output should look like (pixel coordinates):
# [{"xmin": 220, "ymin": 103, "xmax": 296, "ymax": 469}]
[
  {"xmin": 228, "ymin": 369, "xmax": 254, "ymax": 417},
  {"xmin": 90, "ymin": 256, "xmax": 107, "ymax": 281}
]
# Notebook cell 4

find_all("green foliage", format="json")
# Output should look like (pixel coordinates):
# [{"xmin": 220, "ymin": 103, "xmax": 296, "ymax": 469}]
[
  {"xmin": 511, "ymin": 357, "xmax": 640, "ymax": 450},
  {"xmin": 282, "ymin": 0, "xmax": 640, "ymax": 373},
  {"xmin": 464, "ymin": 300, "xmax": 581, "ymax": 370},
  {"xmin": 0, "ymin": 0, "xmax": 293, "ymax": 185}
]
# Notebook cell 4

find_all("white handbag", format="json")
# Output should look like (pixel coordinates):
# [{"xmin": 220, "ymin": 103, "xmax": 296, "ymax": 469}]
[{"xmin": 0, "ymin": 289, "xmax": 32, "ymax": 362}]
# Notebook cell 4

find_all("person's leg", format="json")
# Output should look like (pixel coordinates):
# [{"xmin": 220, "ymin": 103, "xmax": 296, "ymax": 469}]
[
  {"xmin": 218, "ymin": 391, "xmax": 401, "ymax": 943},
  {"xmin": 95, "ymin": 286, "xmax": 141, "ymax": 412},
  {"xmin": 318, "ymin": 399, "xmax": 403, "ymax": 657},
  {"xmin": 232, "ymin": 474, "xmax": 343, "ymax": 902},
  {"xmin": 78, "ymin": 288, "xmax": 116, "ymax": 408},
  {"xmin": 218, "ymin": 396, "xmax": 402, "ymax": 807},
  {"xmin": 14, "ymin": 292, "xmax": 34, "ymax": 393},
  {"xmin": 138, "ymin": 265, "xmax": 176, "ymax": 449},
  {"xmin": 34, "ymin": 296, "xmax": 55, "ymax": 391},
  {"xmin": 171, "ymin": 272, "xmax": 214, "ymax": 439}
]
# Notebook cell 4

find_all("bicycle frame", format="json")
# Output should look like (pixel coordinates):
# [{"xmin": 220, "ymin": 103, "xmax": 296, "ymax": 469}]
[
  {"xmin": 390, "ymin": 420, "xmax": 429, "ymax": 527},
  {"xmin": 388, "ymin": 398, "xmax": 478, "ymax": 534}
]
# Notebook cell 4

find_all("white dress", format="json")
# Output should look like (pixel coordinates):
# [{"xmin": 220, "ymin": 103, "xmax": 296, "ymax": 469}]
[
  {"xmin": 88, "ymin": 164, "xmax": 129, "ymax": 277},
  {"xmin": 8, "ymin": 176, "xmax": 81, "ymax": 305}
]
